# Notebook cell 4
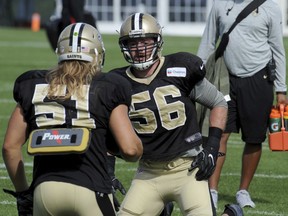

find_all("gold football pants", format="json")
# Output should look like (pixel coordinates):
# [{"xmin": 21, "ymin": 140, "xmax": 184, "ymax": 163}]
[
  {"xmin": 34, "ymin": 181, "xmax": 115, "ymax": 216},
  {"xmin": 118, "ymin": 157, "xmax": 214, "ymax": 216}
]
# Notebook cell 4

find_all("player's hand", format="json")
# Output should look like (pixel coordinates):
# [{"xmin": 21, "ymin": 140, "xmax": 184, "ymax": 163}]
[
  {"xmin": 107, "ymin": 154, "xmax": 127, "ymax": 211},
  {"xmin": 3, "ymin": 188, "xmax": 33, "ymax": 216},
  {"xmin": 189, "ymin": 148, "xmax": 216, "ymax": 181},
  {"xmin": 112, "ymin": 177, "xmax": 126, "ymax": 195},
  {"xmin": 111, "ymin": 177, "xmax": 126, "ymax": 211},
  {"xmin": 189, "ymin": 127, "xmax": 221, "ymax": 181}
]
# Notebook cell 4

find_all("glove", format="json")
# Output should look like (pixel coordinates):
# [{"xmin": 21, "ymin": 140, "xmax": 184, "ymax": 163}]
[
  {"xmin": 159, "ymin": 202, "xmax": 174, "ymax": 216},
  {"xmin": 111, "ymin": 177, "xmax": 126, "ymax": 195},
  {"xmin": 111, "ymin": 177, "xmax": 126, "ymax": 211},
  {"xmin": 189, "ymin": 127, "xmax": 222, "ymax": 181},
  {"xmin": 3, "ymin": 188, "xmax": 33, "ymax": 216},
  {"xmin": 107, "ymin": 155, "xmax": 126, "ymax": 211}
]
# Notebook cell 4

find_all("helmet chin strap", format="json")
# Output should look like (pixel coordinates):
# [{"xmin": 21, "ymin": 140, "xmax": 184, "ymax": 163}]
[
  {"xmin": 130, "ymin": 45, "xmax": 159, "ymax": 70},
  {"xmin": 132, "ymin": 59, "xmax": 155, "ymax": 71}
]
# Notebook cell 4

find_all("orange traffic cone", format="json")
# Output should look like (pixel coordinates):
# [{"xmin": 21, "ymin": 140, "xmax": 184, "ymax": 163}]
[{"xmin": 31, "ymin": 13, "xmax": 41, "ymax": 32}]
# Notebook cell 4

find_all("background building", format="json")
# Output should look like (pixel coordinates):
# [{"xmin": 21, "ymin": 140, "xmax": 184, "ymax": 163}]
[
  {"xmin": 1, "ymin": 0, "xmax": 287, "ymax": 36},
  {"xmin": 84, "ymin": 0, "xmax": 288, "ymax": 36}
]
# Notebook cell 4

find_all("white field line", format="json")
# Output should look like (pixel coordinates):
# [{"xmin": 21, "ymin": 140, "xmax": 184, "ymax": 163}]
[
  {"xmin": 0, "ymin": 164, "xmax": 287, "ymax": 216},
  {"xmin": 1, "ymin": 162, "xmax": 287, "ymax": 179},
  {"xmin": 0, "ymin": 99, "xmax": 15, "ymax": 103},
  {"xmin": 0, "ymin": 201, "xmax": 16, "ymax": 205},
  {"xmin": 0, "ymin": 162, "xmax": 33, "ymax": 169},
  {"xmin": 0, "ymin": 41, "xmax": 49, "ymax": 48},
  {"xmin": 0, "ymin": 201, "xmax": 286, "ymax": 216},
  {"xmin": 10, "ymin": 199, "xmax": 288, "ymax": 216},
  {"xmin": 159, "ymin": 206, "xmax": 287, "ymax": 216},
  {"xmin": 245, "ymin": 210, "xmax": 286, "ymax": 216},
  {"xmin": 0, "ymin": 83, "xmax": 13, "ymax": 92},
  {"xmin": 0, "ymin": 162, "xmax": 33, "ymax": 179},
  {"xmin": 0, "ymin": 116, "xmax": 11, "ymax": 120},
  {"xmin": 221, "ymin": 172, "xmax": 288, "ymax": 179}
]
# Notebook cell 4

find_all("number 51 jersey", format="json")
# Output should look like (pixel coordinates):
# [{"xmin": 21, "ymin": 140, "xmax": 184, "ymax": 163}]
[{"xmin": 13, "ymin": 69, "xmax": 132, "ymax": 193}]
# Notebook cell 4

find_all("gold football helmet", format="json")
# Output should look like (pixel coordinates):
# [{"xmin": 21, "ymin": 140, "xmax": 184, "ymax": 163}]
[
  {"xmin": 56, "ymin": 23, "xmax": 105, "ymax": 67},
  {"xmin": 119, "ymin": 13, "xmax": 163, "ymax": 70}
]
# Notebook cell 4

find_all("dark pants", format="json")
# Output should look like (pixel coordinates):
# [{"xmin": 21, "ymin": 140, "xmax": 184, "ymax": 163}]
[
  {"xmin": 226, "ymin": 67, "xmax": 274, "ymax": 143},
  {"xmin": 61, "ymin": 0, "xmax": 85, "ymax": 27}
]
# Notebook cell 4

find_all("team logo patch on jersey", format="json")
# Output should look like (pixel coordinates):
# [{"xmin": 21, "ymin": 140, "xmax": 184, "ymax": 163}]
[{"xmin": 166, "ymin": 67, "xmax": 186, "ymax": 77}]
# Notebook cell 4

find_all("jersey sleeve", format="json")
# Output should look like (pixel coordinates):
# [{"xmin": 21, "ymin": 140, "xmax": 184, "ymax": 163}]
[
  {"xmin": 13, "ymin": 70, "xmax": 47, "ymax": 111},
  {"xmin": 13, "ymin": 77, "xmax": 22, "ymax": 103},
  {"xmin": 185, "ymin": 52, "xmax": 206, "ymax": 82},
  {"xmin": 13, "ymin": 71, "xmax": 32, "ymax": 104},
  {"xmin": 173, "ymin": 52, "xmax": 206, "ymax": 88},
  {"xmin": 103, "ymin": 73, "xmax": 132, "ymax": 110}
]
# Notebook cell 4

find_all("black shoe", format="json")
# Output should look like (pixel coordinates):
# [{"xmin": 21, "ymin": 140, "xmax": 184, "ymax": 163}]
[{"xmin": 223, "ymin": 204, "xmax": 244, "ymax": 216}]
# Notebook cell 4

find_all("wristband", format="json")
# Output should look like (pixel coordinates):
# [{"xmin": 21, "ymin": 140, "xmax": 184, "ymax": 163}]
[
  {"xmin": 208, "ymin": 127, "xmax": 223, "ymax": 139},
  {"xmin": 206, "ymin": 127, "xmax": 222, "ymax": 156},
  {"xmin": 107, "ymin": 155, "xmax": 116, "ymax": 177},
  {"xmin": 276, "ymin": 91, "xmax": 287, "ymax": 95}
]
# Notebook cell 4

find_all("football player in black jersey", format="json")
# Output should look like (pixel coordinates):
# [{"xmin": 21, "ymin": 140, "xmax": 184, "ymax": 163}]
[
  {"xmin": 2, "ymin": 23, "xmax": 142, "ymax": 216},
  {"xmin": 109, "ymin": 13, "xmax": 228, "ymax": 216}
]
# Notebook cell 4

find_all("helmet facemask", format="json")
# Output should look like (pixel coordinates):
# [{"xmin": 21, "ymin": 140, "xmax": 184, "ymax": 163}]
[{"xmin": 119, "ymin": 13, "xmax": 163, "ymax": 71}]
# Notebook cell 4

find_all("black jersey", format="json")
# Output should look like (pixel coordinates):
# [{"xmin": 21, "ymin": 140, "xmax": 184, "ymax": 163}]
[
  {"xmin": 13, "ymin": 70, "xmax": 132, "ymax": 193},
  {"xmin": 110, "ymin": 52, "xmax": 205, "ymax": 161}
]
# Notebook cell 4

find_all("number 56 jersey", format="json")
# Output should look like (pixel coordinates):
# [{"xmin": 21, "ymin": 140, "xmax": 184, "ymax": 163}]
[
  {"xmin": 13, "ymin": 69, "xmax": 132, "ymax": 194},
  {"xmin": 109, "ymin": 52, "xmax": 206, "ymax": 161}
]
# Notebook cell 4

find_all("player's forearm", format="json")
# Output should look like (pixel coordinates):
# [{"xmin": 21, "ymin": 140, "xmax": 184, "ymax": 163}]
[
  {"xmin": 209, "ymin": 106, "xmax": 227, "ymax": 131},
  {"xmin": 2, "ymin": 148, "xmax": 29, "ymax": 191}
]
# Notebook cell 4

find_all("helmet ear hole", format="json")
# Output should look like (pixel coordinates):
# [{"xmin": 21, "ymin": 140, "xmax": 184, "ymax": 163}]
[
  {"xmin": 118, "ymin": 13, "xmax": 163, "ymax": 70},
  {"xmin": 56, "ymin": 22, "xmax": 105, "ymax": 68}
]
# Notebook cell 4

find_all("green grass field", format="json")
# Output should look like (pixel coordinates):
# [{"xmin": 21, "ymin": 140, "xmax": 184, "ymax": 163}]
[{"xmin": 0, "ymin": 27, "xmax": 288, "ymax": 216}]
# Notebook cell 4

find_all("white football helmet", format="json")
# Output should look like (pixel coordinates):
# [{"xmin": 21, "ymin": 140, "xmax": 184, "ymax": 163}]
[
  {"xmin": 119, "ymin": 13, "xmax": 163, "ymax": 70},
  {"xmin": 56, "ymin": 22, "xmax": 105, "ymax": 67}
]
